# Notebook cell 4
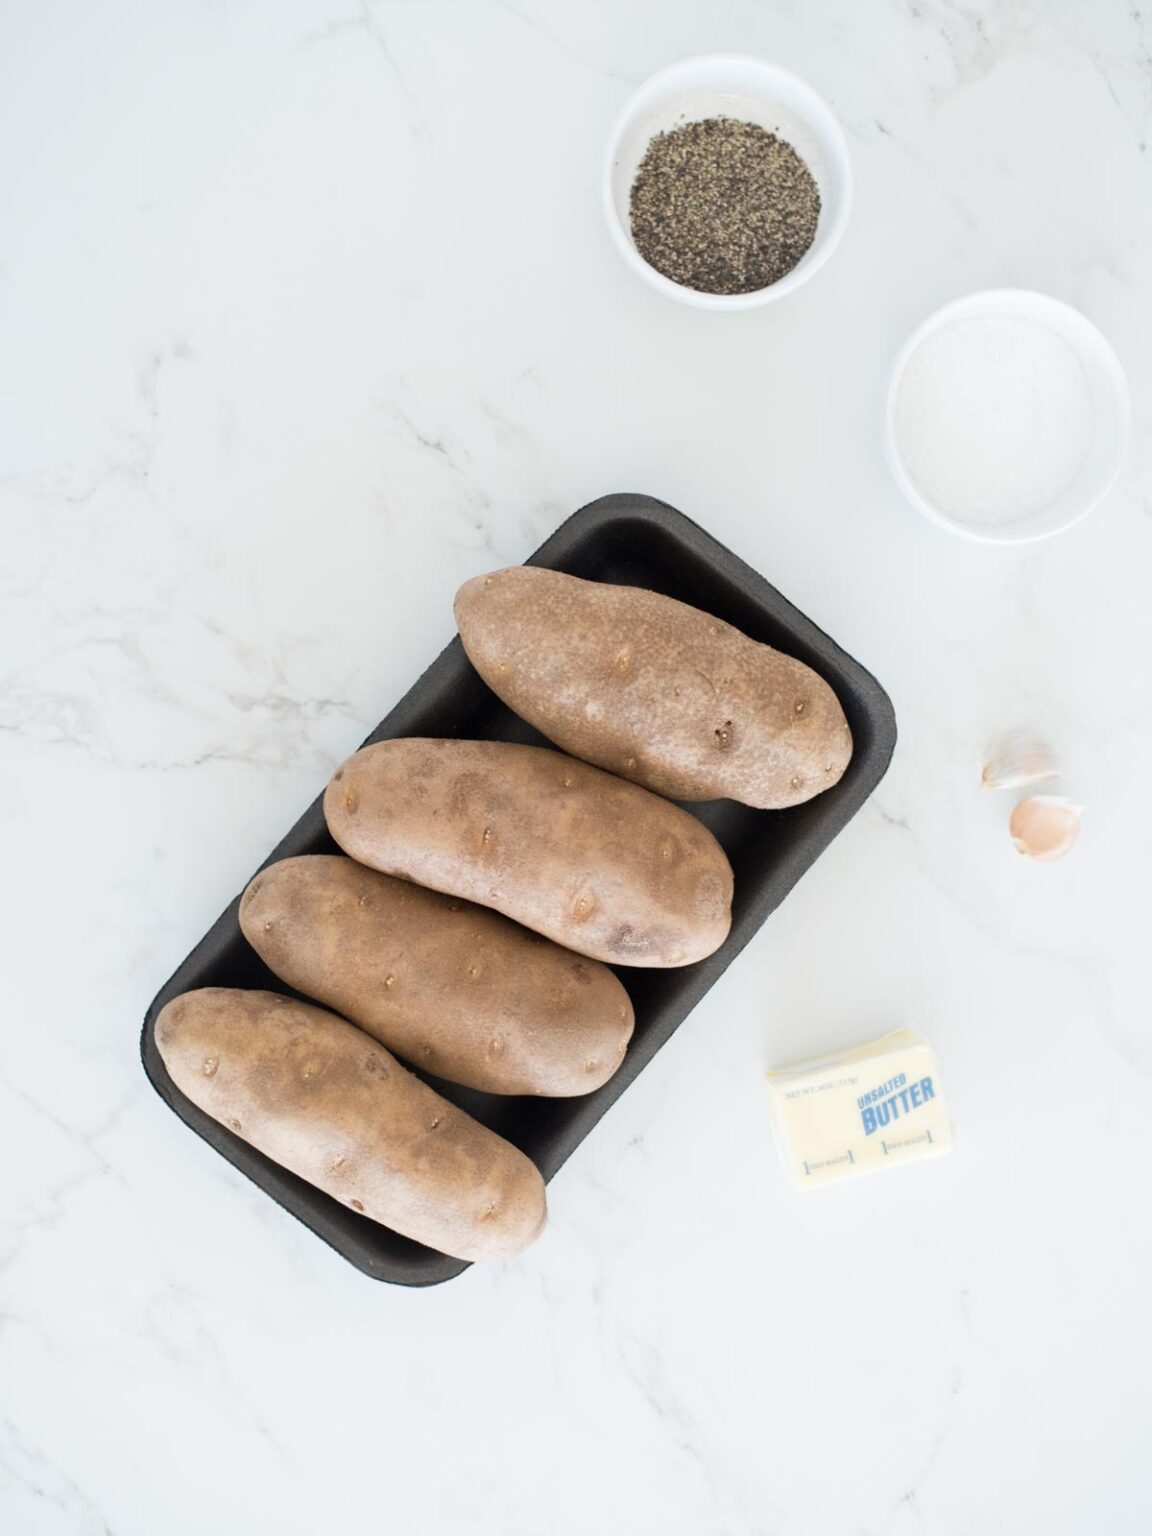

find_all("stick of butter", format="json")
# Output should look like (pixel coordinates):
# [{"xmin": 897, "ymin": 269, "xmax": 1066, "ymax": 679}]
[{"xmin": 766, "ymin": 1029, "xmax": 952, "ymax": 1190}]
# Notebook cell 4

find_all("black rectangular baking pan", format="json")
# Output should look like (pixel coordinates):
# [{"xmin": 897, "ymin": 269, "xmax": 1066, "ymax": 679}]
[{"xmin": 141, "ymin": 493, "xmax": 896, "ymax": 1286}]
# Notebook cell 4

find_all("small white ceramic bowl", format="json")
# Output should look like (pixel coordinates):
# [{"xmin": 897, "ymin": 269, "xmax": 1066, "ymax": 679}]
[
  {"xmin": 885, "ymin": 289, "xmax": 1130, "ymax": 544},
  {"xmin": 603, "ymin": 54, "xmax": 852, "ymax": 310}
]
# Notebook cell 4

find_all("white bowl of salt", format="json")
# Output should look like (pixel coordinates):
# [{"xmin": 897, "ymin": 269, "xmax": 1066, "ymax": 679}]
[{"xmin": 885, "ymin": 289, "xmax": 1129, "ymax": 544}]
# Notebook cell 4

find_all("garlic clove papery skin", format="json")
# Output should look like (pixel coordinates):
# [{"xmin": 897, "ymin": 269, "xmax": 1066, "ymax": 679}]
[
  {"xmin": 1009, "ymin": 796, "xmax": 1083, "ymax": 862},
  {"xmin": 981, "ymin": 733, "xmax": 1060, "ymax": 792}
]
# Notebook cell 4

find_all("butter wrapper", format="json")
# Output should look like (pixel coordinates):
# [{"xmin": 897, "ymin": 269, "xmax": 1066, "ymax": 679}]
[{"xmin": 766, "ymin": 1029, "xmax": 952, "ymax": 1190}]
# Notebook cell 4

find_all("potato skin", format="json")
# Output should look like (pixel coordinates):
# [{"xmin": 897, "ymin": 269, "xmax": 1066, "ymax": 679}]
[
  {"xmin": 155, "ymin": 988, "xmax": 546, "ymax": 1263},
  {"xmin": 239, "ymin": 855, "xmax": 634, "ymax": 1096},
  {"xmin": 323, "ymin": 739, "xmax": 733, "ymax": 967},
  {"xmin": 454, "ymin": 567, "xmax": 853, "ymax": 809}
]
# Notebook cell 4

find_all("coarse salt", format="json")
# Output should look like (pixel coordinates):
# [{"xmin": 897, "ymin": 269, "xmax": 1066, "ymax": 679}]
[{"xmin": 892, "ymin": 316, "xmax": 1094, "ymax": 528}]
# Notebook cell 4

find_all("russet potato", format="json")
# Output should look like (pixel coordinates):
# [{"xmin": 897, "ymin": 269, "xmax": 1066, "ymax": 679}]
[
  {"xmin": 323, "ymin": 739, "xmax": 733, "ymax": 967},
  {"xmin": 155, "ymin": 987, "xmax": 547, "ymax": 1262},
  {"xmin": 455, "ymin": 567, "xmax": 853, "ymax": 809},
  {"xmin": 240, "ymin": 855, "xmax": 634, "ymax": 1096}
]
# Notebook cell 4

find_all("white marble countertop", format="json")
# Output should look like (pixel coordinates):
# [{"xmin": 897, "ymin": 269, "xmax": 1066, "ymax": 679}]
[{"xmin": 3, "ymin": 3, "xmax": 1151, "ymax": 1532}]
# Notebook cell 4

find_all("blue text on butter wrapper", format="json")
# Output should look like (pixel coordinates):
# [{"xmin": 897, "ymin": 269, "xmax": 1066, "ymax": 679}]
[{"xmin": 858, "ymin": 1074, "xmax": 935, "ymax": 1136}]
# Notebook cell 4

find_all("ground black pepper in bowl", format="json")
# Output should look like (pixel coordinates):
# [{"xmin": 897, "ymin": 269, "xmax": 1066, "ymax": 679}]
[{"xmin": 629, "ymin": 117, "xmax": 821, "ymax": 296}]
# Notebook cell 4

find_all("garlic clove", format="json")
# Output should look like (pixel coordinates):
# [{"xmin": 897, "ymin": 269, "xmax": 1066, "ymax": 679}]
[
  {"xmin": 1009, "ymin": 796, "xmax": 1082, "ymax": 862},
  {"xmin": 981, "ymin": 732, "xmax": 1060, "ymax": 792}
]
